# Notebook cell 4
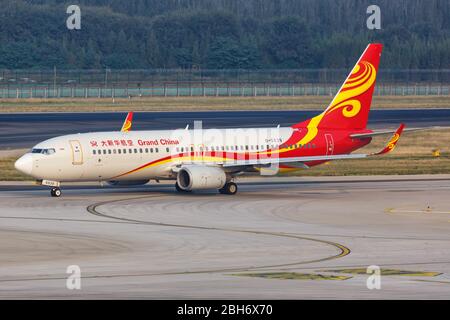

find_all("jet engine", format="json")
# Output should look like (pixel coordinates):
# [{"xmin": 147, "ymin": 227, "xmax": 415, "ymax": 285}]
[{"xmin": 176, "ymin": 166, "xmax": 226, "ymax": 191}]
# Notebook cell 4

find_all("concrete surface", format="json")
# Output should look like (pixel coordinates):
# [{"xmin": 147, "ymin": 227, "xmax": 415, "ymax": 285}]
[{"xmin": 0, "ymin": 175, "xmax": 449, "ymax": 299}]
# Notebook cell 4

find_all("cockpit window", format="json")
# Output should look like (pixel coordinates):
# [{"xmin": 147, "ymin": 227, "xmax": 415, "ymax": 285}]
[{"xmin": 31, "ymin": 148, "xmax": 56, "ymax": 155}]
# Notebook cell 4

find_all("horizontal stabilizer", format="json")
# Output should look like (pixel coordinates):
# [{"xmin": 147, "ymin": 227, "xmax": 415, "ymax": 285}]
[{"xmin": 369, "ymin": 123, "xmax": 405, "ymax": 156}]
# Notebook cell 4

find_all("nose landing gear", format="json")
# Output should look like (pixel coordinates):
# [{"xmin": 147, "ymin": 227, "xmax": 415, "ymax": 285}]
[{"xmin": 50, "ymin": 187, "xmax": 62, "ymax": 197}]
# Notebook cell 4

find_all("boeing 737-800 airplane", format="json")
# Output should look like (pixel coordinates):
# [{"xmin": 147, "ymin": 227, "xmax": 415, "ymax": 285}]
[{"xmin": 15, "ymin": 43, "xmax": 406, "ymax": 197}]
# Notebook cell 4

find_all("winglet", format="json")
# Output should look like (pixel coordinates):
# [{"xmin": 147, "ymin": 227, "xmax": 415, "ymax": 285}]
[
  {"xmin": 121, "ymin": 112, "xmax": 133, "ymax": 132},
  {"xmin": 370, "ymin": 123, "xmax": 405, "ymax": 156}
]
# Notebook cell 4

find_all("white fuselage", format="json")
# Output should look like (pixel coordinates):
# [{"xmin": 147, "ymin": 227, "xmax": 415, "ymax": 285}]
[{"xmin": 16, "ymin": 127, "xmax": 294, "ymax": 182}]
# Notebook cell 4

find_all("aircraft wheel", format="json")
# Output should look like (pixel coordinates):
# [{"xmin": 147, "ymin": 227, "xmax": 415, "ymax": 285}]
[
  {"xmin": 51, "ymin": 187, "xmax": 61, "ymax": 197},
  {"xmin": 219, "ymin": 182, "xmax": 238, "ymax": 195}
]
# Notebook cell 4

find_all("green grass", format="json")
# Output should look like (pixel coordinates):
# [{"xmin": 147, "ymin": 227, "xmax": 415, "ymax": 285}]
[
  {"xmin": 0, "ymin": 157, "xmax": 29, "ymax": 181},
  {"xmin": 325, "ymin": 268, "xmax": 441, "ymax": 277},
  {"xmin": 232, "ymin": 272, "xmax": 351, "ymax": 280}
]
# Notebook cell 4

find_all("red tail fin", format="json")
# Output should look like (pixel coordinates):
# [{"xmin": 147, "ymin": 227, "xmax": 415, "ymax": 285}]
[{"xmin": 295, "ymin": 43, "xmax": 383, "ymax": 130}]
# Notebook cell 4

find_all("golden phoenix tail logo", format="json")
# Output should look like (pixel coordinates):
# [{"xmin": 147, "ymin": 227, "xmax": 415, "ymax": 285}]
[
  {"xmin": 297, "ymin": 61, "xmax": 377, "ymax": 146},
  {"xmin": 325, "ymin": 61, "xmax": 376, "ymax": 119}
]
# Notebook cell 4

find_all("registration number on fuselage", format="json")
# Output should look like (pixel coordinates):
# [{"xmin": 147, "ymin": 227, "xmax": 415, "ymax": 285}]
[
  {"xmin": 265, "ymin": 138, "xmax": 282, "ymax": 143},
  {"xmin": 40, "ymin": 180, "xmax": 61, "ymax": 187}
]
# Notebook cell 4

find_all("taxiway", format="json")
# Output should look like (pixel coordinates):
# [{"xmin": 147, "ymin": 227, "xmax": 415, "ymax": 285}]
[{"xmin": 0, "ymin": 175, "xmax": 449, "ymax": 299}]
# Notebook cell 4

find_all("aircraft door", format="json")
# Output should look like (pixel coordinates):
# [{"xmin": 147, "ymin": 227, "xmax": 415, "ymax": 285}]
[
  {"xmin": 325, "ymin": 134, "xmax": 334, "ymax": 155},
  {"xmin": 197, "ymin": 144, "xmax": 205, "ymax": 162},
  {"xmin": 69, "ymin": 140, "xmax": 84, "ymax": 165}
]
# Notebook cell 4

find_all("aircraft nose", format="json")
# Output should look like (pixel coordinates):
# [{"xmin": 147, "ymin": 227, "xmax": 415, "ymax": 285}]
[{"xmin": 14, "ymin": 154, "xmax": 33, "ymax": 175}]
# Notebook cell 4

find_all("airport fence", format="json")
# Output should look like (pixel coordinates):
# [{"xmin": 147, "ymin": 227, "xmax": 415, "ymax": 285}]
[{"xmin": 1, "ymin": 69, "xmax": 450, "ymax": 98}]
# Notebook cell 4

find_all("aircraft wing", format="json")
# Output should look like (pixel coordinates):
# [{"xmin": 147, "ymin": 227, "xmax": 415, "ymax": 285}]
[
  {"xmin": 222, "ymin": 123, "xmax": 405, "ymax": 168},
  {"xmin": 120, "ymin": 112, "xmax": 134, "ymax": 132}
]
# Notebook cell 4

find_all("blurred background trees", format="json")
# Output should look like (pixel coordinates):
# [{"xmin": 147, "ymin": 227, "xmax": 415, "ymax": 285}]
[{"xmin": 0, "ymin": 0, "xmax": 449, "ymax": 69}]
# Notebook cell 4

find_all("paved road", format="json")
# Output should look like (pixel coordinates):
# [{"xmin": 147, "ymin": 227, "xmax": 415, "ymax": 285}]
[
  {"xmin": 1, "ymin": 109, "xmax": 450, "ymax": 149},
  {"xmin": 0, "ymin": 175, "xmax": 449, "ymax": 299}
]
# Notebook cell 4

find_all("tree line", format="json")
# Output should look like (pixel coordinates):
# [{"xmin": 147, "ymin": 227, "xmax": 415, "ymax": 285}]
[{"xmin": 0, "ymin": 0, "xmax": 449, "ymax": 70}]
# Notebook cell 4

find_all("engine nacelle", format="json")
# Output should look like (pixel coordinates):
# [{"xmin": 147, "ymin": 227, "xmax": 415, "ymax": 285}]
[
  {"xmin": 177, "ymin": 166, "xmax": 226, "ymax": 191},
  {"xmin": 107, "ymin": 180, "xmax": 150, "ymax": 186}
]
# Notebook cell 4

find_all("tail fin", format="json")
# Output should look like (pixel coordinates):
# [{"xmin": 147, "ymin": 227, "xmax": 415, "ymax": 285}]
[
  {"xmin": 121, "ymin": 112, "xmax": 133, "ymax": 132},
  {"xmin": 295, "ymin": 43, "xmax": 383, "ymax": 130}
]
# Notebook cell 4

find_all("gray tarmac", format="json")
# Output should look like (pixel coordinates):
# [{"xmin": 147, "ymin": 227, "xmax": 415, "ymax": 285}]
[
  {"xmin": 1, "ymin": 109, "xmax": 450, "ymax": 149},
  {"xmin": 0, "ymin": 175, "xmax": 449, "ymax": 299}
]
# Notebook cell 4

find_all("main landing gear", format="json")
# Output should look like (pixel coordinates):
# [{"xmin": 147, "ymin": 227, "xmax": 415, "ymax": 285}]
[
  {"xmin": 50, "ymin": 187, "xmax": 62, "ymax": 197},
  {"xmin": 174, "ymin": 181, "xmax": 238, "ymax": 195},
  {"xmin": 219, "ymin": 182, "xmax": 238, "ymax": 195}
]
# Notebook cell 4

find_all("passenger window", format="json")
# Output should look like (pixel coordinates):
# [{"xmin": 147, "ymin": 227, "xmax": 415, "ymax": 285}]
[
  {"xmin": 139, "ymin": 148, "xmax": 143, "ymax": 153},
  {"xmin": 113, "ymin": 149, "xmax": 117, "ymax": 154},
  {"xmin": 155, "ymin": 148, "xmax": 159, "ymax": 152},
  {"xmin": 123, "ymin": 149, "xmax": 127, "ymax": 154},
  {"xmin": 93, "ymin": 150, "xmax": 96, "ymax": 155},
  {"xmin": 134, "ymin": 148, "xmax": 137, "ymax": 153},
  {"xmin": 150, "ymin": 148, "xmax": 153, "ymax": 153},
  {"xmin": 118, "ymin": 149, "xmax": 121, "ymax": 154},
  {"xmin": 104, "ymin": 150, "xmax": 107, "ymax": 155},
  {"xmin": 166, "ymin": 147, "xmax": 169, "ymax": 152},
  {"xmin": 145, "ymin": 148, "xmax": 149, "ymax": 153}
]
